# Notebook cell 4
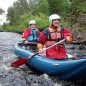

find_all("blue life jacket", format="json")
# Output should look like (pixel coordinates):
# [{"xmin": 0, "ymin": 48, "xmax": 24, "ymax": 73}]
[{"xmin": 27, "ymin": 28, "xmax": 39, "ymax": 41}]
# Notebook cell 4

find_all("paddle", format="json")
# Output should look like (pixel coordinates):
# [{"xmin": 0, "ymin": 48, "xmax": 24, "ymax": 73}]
[
  {"xmin": 19, "ymin": 42, "xmax": 38, "ymax": 46},
  {"xmin": 11, "ymin": 38, "xmax": 66, "ymax": 68},
  {"xmin": 72, "ymin": 40, "xmax": 86, "ymax": 45}
]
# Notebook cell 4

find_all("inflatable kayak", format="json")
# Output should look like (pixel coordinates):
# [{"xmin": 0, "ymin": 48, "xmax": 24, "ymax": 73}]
[{"xmin": 14, "ymin": 42, "xmax": 86, "ymax": 80}]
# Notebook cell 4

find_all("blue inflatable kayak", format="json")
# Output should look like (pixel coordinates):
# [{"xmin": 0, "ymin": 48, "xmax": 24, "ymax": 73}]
[{"xmin": 14, "ymin": 42, "xmax": 86, "ymax": 80}]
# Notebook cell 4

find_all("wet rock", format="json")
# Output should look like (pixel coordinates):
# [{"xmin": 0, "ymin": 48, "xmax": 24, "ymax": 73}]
[
  {"xmin": 31, "ymin": 83, "xmax": 39, "ymax": 86},
  {"xmin": 42, "ymin": 73, "xmax": 49, "ymax": 80},
  {"xmin": 54, "ymin": 83, "xmax": 62, "ymax": 86}
]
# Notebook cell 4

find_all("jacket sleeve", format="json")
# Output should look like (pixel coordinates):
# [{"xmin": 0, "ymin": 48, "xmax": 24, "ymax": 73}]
[
  {"xmin": 63, "ymin": 28, "xmax": 73, "ymax": 44},
  {"xmin": 63, "ymin": 28, "xmax": 72, "ymax": 38},
  {"xmin": 22, "ymin": 28, "xmax": 30, "ymax": 40},
  {"xmin": 39, "ymin": 29, "xmax": 48, "ymax": 44}
]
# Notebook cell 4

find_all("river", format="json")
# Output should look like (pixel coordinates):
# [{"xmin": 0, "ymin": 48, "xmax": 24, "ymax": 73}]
[{"xmin": 0, "ymin": 32, "xmax": 86, "ymax": 86}]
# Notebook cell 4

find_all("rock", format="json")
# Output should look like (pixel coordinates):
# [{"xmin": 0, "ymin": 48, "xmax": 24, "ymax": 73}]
[
  {"xmin": 31, "ymin": 83, "xmax": 39, "ymax": 86},
  {"xmin": 54, "ymin": 83, "xmax": 62, "ymax": 86},
  {"xmin": 42, "ymin": 73, "xmax": 49, "ymax": 80}
]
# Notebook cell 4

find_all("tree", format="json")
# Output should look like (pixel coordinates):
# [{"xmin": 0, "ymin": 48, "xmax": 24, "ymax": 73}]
[
  {"xmin": 29, "ymin": 0, "xmax": 49, "ymax": 15},
  {"xmin": 7, "ymin": 7, "xmax": 16, "ymax": 25},
  {"xmin": 47, "ymin": 0, "xmax": 68, "ymax": 15},
  {"xmin": 37, "ymin": 0, "xmax": 49, "ymax": 15},
  {"xmin": 13, "ymin": 0, "xmax": 29, "ymax": 15},
  {"xmin": 69, "ymin": 0, "xmax": 86, "ymax": 25},
  {"xmin": 0, "ymin": 8, "xmax": 4, "ymax": 14},
  {"xmin": 7, "ymin": 0, "xmax": 29, "ymax": 25}
]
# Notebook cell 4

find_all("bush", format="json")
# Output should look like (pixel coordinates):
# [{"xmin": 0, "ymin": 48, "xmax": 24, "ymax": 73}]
[
  {"xmin": 2, "ymin": 13, "xmax": 71, "ymax": 33},
  {"xmin": 16, "ymin": 13, "xmax": 49, "ymax": 31}
]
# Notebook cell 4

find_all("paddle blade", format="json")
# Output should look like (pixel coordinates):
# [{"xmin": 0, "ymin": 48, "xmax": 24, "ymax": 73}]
[{"xmin": 11, "ymin": 58, "xmax": 28, "ymax": 68}]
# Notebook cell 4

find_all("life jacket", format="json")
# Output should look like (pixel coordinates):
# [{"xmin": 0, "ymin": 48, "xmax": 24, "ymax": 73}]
[
  {"xmin": 45, "ymin": 26, "xmax": 64, "ymax": 47},
  {"xmin": 27, "ymin": 28, "xmax": 39, "ymax": 42}
]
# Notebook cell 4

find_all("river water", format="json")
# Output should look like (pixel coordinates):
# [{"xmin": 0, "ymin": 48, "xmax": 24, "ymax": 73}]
[{"xmin": 0, "ymin": 32, "xmax": 86, "ymax": 86}]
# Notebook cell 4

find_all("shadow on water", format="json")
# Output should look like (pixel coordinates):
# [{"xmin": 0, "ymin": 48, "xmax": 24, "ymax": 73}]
[{"xmin": 0, "ymin": 32, "xmax": 86, "ymax": 86}]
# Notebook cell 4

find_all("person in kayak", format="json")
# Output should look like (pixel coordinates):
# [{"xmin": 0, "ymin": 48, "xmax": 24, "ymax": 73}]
[
  {"xmin": 37, "ymin": 14, "xmax": 72, "ymax": 59},
  {"xmin": 22, "ymin": 20, "xmax": 41, "ymax": 44}
]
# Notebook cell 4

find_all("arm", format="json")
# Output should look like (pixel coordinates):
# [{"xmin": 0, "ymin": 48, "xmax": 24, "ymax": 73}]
[
  {"xmin": 37, "ymin": 29, "xmax": 48, "ymax": 52},
  {"xmin": 22, "ymin": 28, "xmax": 30, "ymax": 43},
  {"xmin": 63, "ymin": 28, "xmax": 73, "ymax": 44},
  {"xmin": 39, "ymin": 29, "xmax": 48, "ymax": 44},
  {"xmin": 22, "ymin": 28, "xmax": 30, "ymax": 40}
]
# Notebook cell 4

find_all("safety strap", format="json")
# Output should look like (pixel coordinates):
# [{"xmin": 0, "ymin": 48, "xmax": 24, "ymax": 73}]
[
  {"xmin": 29, "ymin": 28, "xmax": 39, "ymax": 41},
  {"xmin": 46, "ymin": 25, "xmax": 64, "ymax": 42}
]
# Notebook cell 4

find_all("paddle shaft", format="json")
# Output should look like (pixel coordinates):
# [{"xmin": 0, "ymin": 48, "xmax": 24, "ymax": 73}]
[
  {"xmin": 29, "ymin": 38, "xmax": 66, "ymax": 58},
  {"xmin": 41, "ymin": 38, "xmax": 65, "ymax": 52}
]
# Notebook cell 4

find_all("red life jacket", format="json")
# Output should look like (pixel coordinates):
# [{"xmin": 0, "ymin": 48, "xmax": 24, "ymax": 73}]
[{"xmin": 45, "ymin": 27, "xmax": 64, "ymax": 47}]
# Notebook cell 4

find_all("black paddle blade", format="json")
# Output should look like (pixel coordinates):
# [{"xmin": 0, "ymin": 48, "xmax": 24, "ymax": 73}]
[{"xmin": 11, "ymin": 58, "xmax": 28, "ymax": 68}]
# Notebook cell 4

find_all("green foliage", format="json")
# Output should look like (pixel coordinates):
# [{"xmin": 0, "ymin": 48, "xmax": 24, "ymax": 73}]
[
  {"xmin": 2, "ymin": 0, "xmax": 86, "ymax": 32},
  {"xmin": 31, "ymin": 0, "xmax": 49, "ymax": 15},
  {"xmin": 2, "ymin": 13, "xmax": 49, "ymax": 33},
  {"xmin": 13, "ymin": 0, "xmax": 29, "ymax": 15},
  {"xmin": 37, "ymin": 0, "xmax": 49, "ymax": 15},
  {"xmin": 0, "ymin": 8, "xmax": 4, "ymax": 14},
  {"xmin": 0, "ymin": 25, "xmax": 2, "ymax": 30},
  {"xmin": 7, "ymin": 0, "xmax": 29, "ymax": 25},
  {"xmin": 65, "ymin": 0, "xmax": 86, "ymax": 26},
  {"xmin": 1, "ymin": 23, "xmax": 15, "ymax": 32},
  {"xmin": 78, "ymin": 1, "xmax": 86, "ymax": 14},
  {"xmin": 35, "ymin": 13, "xmax": 49, "ymax": 29},
  {"xmin": 60, "ymin": 19, "xmax": 71, "ymax": 28},
  {"xmin": 70, "ymin": 0, "xmax": 86, "ymax": 17},
  {"xmin": 16, "ymin": 13, "xmax": 49, "ymax": 32},
  {"xmin": 47, "ymin": 0, "xmax": 68, "ymax": 15},
  {"xmin": 7, "ymin": 7, "xmax": 17, "ymax": 25}
]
